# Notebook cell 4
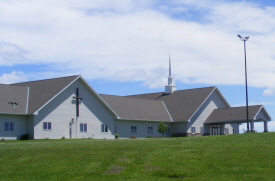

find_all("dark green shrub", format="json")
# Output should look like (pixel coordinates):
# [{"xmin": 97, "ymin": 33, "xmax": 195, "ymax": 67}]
[
  {"xmin": 115, "ymin": 134, "xmax": 119, "ymax": 139},
  {"xmin": 20, "ymin": 134, "xmax": 30, "ymax": 140},
  {"xmin": 146, "ymin": 136, "xmax": 152, "ymax": 138},
  {"xmin": 61, "ymin": 136, "xmax": 65, "ymax": 139}
]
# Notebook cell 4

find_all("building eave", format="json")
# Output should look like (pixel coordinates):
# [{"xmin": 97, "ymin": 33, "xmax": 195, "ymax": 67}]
[{"xmin": 115, "ymin": 118, "xmax": 172, "ymax": 123}]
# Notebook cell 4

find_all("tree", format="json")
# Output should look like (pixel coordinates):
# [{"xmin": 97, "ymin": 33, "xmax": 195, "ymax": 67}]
[{"xmin": 158, "ymin": 121, "xmax": 167, "ymax": 138}]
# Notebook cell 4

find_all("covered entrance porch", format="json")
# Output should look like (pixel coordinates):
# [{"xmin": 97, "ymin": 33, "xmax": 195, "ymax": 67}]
[{"xmin": 204, "ymin": 105, "xmax": 271, "ymax": 135}]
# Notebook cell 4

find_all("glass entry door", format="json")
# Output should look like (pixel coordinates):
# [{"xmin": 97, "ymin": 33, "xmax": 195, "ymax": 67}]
[{"xmin": 210, "ymin": 125, "xmax": 220, "ymax": 136}]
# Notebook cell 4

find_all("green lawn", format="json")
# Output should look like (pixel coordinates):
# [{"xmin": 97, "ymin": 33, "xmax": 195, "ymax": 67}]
[{"xmin": 1, "ymin": 133, "xmax": 275, "ymax": 180}]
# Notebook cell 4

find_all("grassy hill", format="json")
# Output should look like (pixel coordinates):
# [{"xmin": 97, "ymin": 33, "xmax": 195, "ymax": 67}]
[{"xmin": 1, "ymin": 133, "xmax": 275, "ymax": 180}]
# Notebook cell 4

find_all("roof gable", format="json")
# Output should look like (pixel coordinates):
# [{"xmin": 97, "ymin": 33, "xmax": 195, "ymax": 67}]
[
  {"xmin": 205, "ymin": 105, "xmax": 271, "ymax": 124},
  {"xmin": 126, "ymin": 87, "xmax": 216, "ymax": 122},
  {"xmin": 11, "ymin": 75, "xmax": 80, "ymax": 114}
]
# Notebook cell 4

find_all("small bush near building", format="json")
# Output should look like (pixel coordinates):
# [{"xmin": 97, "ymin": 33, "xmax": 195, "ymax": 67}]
[
  {"xmin": 115, "ymin": 134, "xmax": 119, "ymax": 139},
  {"xmin": 130, "ymin": 136, "xmax": 136, "ymax": 139},
  {"xmin": 157, "ymin": 136, "xmax": 162, "ymax": 138},
  {"xmin": 146, "ymin": 136, "xmax": 152, "ymax": 138},
  {"xmin": 20, "ymin": 134, "xmax": 30, "ymax": 140},
  {"xmin": 61, "ymin": 136, "xmax": 65, "ymax": 139}
]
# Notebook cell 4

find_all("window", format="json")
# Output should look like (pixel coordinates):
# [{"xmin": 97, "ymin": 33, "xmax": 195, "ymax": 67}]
[
  {"xmin": 43, "ymin": 122, "xmax": 51, "ymax": 130},
  {"xmin": 225, "ymin": 128, "xmax": 229, "ymax": 135},
  {"xmin": 233, "ymin": 129, "xmax": 236, "ymax": 134},
  {"xmin": 200, "ymin": 127, "xmax": 203, "ymax": 134},
  {"xmin": 191, "ymin": 127, "xmax": 196, "ymax": 134},
  {"xmin": 131, "ymin": 126, "xmax": 137, "ymax": 134},
  {"xmin": 148, "ymin": 127, "xmax": 153, "ymax": 134},
  {"xmin": 80, "ymin": 123, "xmax": 87, "ymax": 132},
  {"xmin": 166, "ymin": 128, "xmax": 170, "ymax": 134},
  {"xmin": 101, "ymin": 124, "xmax": 108, "ymax": 132},
  {"xmin": 5, "ymin": 122, "xmax": 14, "ymax": 131}
]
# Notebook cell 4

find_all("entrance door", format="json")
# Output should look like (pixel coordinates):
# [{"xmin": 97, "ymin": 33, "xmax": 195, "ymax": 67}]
[
  {"xmin": 70, "ymin": 122, "xmax": 77, "ymax": 138},
  {"xmin": 210, "ymin": 125, "xmax": 220, "ymax": 136}
]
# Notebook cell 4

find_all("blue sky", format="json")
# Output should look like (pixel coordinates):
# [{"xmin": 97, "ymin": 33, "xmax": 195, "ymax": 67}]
[{"xmin": 0, "ymin": 0, "xmax": 275, "ymax": 132}]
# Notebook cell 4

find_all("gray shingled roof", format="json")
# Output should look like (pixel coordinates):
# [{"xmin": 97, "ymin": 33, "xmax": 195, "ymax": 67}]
[
  {"xmin": 205, "ymin": 105, "xmax": 266, "ymax": 124},
  {"xmin": 126, "ymin": 87, "xmax": 217, "ymax": 122},
  {"xmin": 0, "ymin": 84, "xmax": 29, "ymax": 114},
  {"xmin": 11, "ymin": 75, "xmax": 79, "ymax": 114},
  {"xmin": 100, "ymin": 94, "xmax": 173, "ymax": 122}
]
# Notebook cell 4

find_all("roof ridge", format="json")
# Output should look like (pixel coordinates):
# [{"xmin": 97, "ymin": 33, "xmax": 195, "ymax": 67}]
[
  {"xmin": 100, "ymin": 94, "xmax": 162, "ymax": 102},
  {"xmin": 11, "ymin": 75, "xmax": 80, "ymax": 85},
  {"xmin": 215, "ymin": 105, "xmax": 263, "ymax": 110},
  {"xmin": 125, "ymin": 86, "xmax": 216, "ymax": 97}
]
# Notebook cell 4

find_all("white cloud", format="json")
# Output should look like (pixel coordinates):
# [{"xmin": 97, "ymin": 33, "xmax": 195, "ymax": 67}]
[
  {"xmin": 0, "ymin": 1, "xmax": 275, "ymax": 89},
  {"xmin": 263, "ymin": 89, "xmax": 274, "ymax": 96},
  {"xmin": 0, "ymin": 42, "xmax": 28, "ymax": 66},
  {"xmin": 0, "ymin": 71, "xmax": 28, "ymax": 84}
]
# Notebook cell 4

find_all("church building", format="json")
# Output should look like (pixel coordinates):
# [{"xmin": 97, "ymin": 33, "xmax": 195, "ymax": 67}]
[{"xmin": 0, "ymin": 58, "xmax": 271, "ymax": 139}]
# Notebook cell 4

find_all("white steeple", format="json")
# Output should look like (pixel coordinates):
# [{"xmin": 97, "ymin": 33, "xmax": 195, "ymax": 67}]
[{"xmin": 165, "ymin": 54, "xmax": 176, "ymax": 94}]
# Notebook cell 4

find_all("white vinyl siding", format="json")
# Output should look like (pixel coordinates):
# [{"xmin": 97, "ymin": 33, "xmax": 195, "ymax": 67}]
[
  {"xmin": 225, "ymin": 123, "xmax": 239, "ymax": 134},
  {"xmin": 166, "ymin": 127, "xmax": 170, "ymax": 134},
  {"xmin": 255, "ymin": 109, "xmax": 269, "ymax": 120},
  {"xmin": 188, "ymin": 89, "xmax": 229, "ymax": 134},
  {"xmin": 26, "ymin": 116, "xmax": 34, "ymax": 139},
  {"xmin": 116, "ymin": 120, "xmax": 171, "ymax": 138},
  {"xmin": 224, "ymin": 128, "xmax": 229, "ymax": 135},
  {"xmin": 0, "ymin": 115, "xmax": 27, "ymax": 140},
  {"xmin": 171, "ymin": 122, "xmax": 187, "ymax": 134},
  {"xmin": 33, "ymin": 79, "xmax": 115, "ymax": 139}
]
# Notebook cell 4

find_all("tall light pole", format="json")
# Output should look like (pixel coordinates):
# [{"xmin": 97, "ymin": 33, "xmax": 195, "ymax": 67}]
[{"xmin": 238, "ymin": 35, "xmax": 250, "ymax": 133}]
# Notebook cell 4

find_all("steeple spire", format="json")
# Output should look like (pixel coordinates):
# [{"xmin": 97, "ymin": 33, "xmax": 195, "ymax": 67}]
[
  {"xmin": 169, "ymin": 54, "xmax": 172, "ymax": 77},
  {"xmin": 165, "ymin": 54, "xmax": 176, "ymax": 94}
]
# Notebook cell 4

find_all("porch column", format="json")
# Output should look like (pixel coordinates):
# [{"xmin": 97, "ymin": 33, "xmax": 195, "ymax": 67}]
[
  {"xmin": 220, "ymin": 124, "xmax": 225, "ymax": 135},
  {"xmin": 250, "ymin": 120, "xmax": 254, "ymax": 132},
  {"xmin": 264, "ymin": 121, "xmax": 268, "ymax": 132}
]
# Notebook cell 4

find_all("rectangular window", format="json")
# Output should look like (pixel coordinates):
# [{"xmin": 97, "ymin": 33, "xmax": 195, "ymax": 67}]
[
  {"xmin": 131, "ymin": 126, "xmax": 137, "ymax": 134},
  {"xmin": 166, "ymin": 128, "xmax": 170, "ymax": 134},
  {"xmin": 5, "ymin": 122, "xmax": 14, "ymax": 131},
  {"xmin": 200, "ymin": 127, "xmax": 203, "ymax": 134},
  {"xmin": 80, "ymin": 123, "xmax": 87, "ymax": 132},
  {"xmin": 101, "ymin": 124, "xmax": 108, "ymax": 132},
  {"xmin": 191, "ymin": 127, "xmax": 196, "ymax": 134},
  {"xmin": 225, "ymin": 128, "xmax": 229, "ymax": 135},
  {"xmin": 43, "ymin": 122, "xmax": 51, "ymax": 130},
  {"xmin": 148, "ymin": 127, "xmax": 153, "ymax": 134}
]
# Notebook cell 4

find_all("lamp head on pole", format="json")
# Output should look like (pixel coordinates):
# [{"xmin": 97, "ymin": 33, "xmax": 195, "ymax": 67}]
[{"xmin": 237, "ymin": 34, "xmax": 249, "ymax": 41}]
